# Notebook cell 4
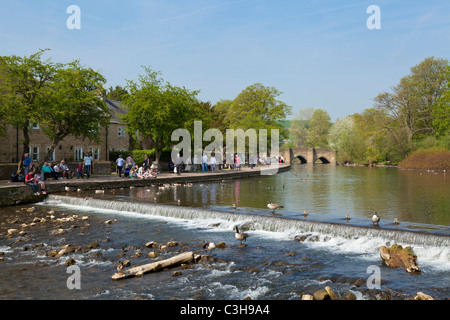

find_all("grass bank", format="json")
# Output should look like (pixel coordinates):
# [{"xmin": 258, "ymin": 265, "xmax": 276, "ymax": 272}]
[{"xmin": 398, "ymin": 147, "xmax": 450, "ymax": 170}]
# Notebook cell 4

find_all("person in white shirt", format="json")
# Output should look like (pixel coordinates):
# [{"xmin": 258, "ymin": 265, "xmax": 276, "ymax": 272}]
[
  {"xmin": 202, "ymin": 154, "xmax": 208, "ymax": 172},
  {"xmin": 209, "ymin": 154, "xmax": 217, "ymax": 172},
  {"xmin": 116, "ymin": 155, "xmax": 125, "ymax": 177},
  {"xmin": 83, "ymin": 152, "xmax": 93, "ymax": 179}
]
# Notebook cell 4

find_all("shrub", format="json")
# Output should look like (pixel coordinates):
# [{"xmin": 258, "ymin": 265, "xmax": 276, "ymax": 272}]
[{"xmin": 398, "ymin": 147, "xmax": 450, "ymax": 170}]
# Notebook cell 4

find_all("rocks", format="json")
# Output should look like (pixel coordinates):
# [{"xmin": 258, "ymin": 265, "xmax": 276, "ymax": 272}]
[
  {"xmin": 301, "ymin": 286, "xmax": 356, "ymax": 301},
  {"xmin": 413, "ymin": 292, "xmax": 434, "ymax": 300},
  {"xmin": 380, "ymin": 244, "xmax": 420, "ymax": 273},
  {"xmin": 313, "ymin": 289, "xmax": 331, "ymax": 300}
]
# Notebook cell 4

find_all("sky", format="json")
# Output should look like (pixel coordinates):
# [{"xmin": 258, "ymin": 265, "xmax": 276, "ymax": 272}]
[{"xmin": 1, "ymin": 0, "xmax": 449, "ymax": 121}]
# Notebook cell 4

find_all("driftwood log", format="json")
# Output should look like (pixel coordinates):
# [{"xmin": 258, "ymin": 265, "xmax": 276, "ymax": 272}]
[{"xmin": 112, "ymin": 251, "xmax": 194, "ymax": 280}]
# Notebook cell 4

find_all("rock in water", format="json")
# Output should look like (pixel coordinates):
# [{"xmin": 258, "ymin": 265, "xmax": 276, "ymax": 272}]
[{"xmin": 380, "ymin": 244, "xmax": 420, "ymax": 273}]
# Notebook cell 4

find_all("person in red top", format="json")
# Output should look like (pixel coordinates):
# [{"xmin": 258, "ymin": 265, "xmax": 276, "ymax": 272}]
[{"xmin": 24, "ymin": 168, "xmax": 46, "ymax": 195}]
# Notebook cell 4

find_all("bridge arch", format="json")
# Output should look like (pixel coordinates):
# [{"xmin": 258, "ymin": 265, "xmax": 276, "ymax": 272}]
[
  {"xmin": 279, "ymin": 147, "xmax": 336, "ymax": 165},
  {"xmin": 293, "ymin": 155, "xmax": 308, "ymax": 164}
]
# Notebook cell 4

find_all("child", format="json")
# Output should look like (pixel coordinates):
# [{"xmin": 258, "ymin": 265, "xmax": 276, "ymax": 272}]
[{"xmin": 77, "ymin": 162, "xmax": 84, "ymax": 179}]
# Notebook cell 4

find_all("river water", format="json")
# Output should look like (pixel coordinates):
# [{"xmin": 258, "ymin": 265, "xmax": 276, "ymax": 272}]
[{"xmin": 0, "ymin": 164, "xmax": 449, "ymax": 300}]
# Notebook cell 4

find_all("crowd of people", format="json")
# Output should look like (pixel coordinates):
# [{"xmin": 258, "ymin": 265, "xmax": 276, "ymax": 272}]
[
  {"xmin": 116, "ymin": 154, "xmax": 160, "ymax": 179},
  {"xmin": 17, "ymin": 152, "xmax": 95, "ymax": 194},
  {"xmin": 14, "ymin": 151, "xmax": 288, "ymax": 195}
]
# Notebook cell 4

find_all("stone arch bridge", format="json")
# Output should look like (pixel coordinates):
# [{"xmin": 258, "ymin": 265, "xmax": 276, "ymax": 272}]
[{"xmin": 279, "ymin": 148, "xmax": 337, "ymax": 165}]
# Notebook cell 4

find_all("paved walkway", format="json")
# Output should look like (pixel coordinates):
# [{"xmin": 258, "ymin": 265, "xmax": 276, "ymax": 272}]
[{"xmin": 1, "ymin": 164, "xmax": 291, "ymax": 191}]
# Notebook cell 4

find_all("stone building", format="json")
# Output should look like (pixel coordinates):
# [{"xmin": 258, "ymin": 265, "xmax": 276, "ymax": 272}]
[{"xmin": 0, "ymin": 99, "xmax": 130, "ymax": 164}]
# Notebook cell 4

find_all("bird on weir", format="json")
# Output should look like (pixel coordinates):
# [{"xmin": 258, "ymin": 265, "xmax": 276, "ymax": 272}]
[
  {"xmin": 267, "ymin": 202, "xmax": 283, "ymax": 214},
  {"xmin": 372, "ymin": 211, "xmax": 380, "ymax": 226}
]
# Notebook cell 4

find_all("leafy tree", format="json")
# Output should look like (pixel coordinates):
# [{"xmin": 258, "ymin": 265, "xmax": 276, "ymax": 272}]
[
  {"xmin": 375, "ymin": 57, "xmax": 449, "ymax": 142},
  {"xmin": 37, "ymin": 60, "xmax": 110, "ymax": 164},
  {"xmin": 433, "ymin": 66, "xmax": 450, "ymax": 137},
  {"xmin": 227, "ymin": 83, "xmax": 292, "ymax": 131},
  {"xmin": 289, "ymin": 107, "xmax": 314, "ymax": 147},
  {"xmin": 106, "ymin": 85, "xmax": 129, "ymax": 101},
  {"xmin": 0, "ymin": 49, "xmax": 58, "ymax": 159},
  {"xmin": 328, "ymin": 116, "xmax": 366, "ymax": 163},
  {"xmin": 122, "ymin": 66, "xmax": 200, "ymax": 163},
  {"xmin": 306, "ymin": 108, "xmax": 331, "ymax": 148}
]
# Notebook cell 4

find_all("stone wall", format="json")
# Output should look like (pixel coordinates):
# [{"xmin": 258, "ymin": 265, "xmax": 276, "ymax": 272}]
[{"xmin": 0, "ymin": 164, "xmax": 291, "ymax": 207}]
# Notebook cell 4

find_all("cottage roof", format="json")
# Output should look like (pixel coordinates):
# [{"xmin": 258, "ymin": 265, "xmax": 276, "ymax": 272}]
[{"xmin": 105, "ymin": 99, "xmax": 126, "ymax": 124}]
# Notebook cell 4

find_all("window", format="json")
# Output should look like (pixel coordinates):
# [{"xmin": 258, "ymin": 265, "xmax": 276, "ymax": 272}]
[
  {"xmin": 90, "ymin": 147, "xmax": 100, "ymax": 161},
  {"xmin": 118, "ymin": 127, "xmax": 126, "ymax": 137},
  {"xmin": 74, "ymin": 147, "xmax": 83, "ymax": 162},
  {"xmin": 27, "ymin": 146, "xmax": 39, "ymax": 162},
  {"xmin": 46, "ymin": 147, "xmax": 55, "ymax": 162}
]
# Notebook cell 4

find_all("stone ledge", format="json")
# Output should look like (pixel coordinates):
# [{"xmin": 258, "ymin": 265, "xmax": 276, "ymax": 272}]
[{"xmin": 0, "ymin": 164, "xmax": 291, "ymax": 207}]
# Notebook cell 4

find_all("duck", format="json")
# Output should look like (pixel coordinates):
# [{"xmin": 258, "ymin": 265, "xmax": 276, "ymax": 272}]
[
  {"xmin": 203, "ymin": 241, "xmax": 216, "ymax": 254},
  {"xmin": 64, "ymin": 184, "xmax": 72, "ymax": 192},
  {"xmin": 267, "ymin": 202, "xmax": 283, "ymax": 214},
  {"xmin": 372, "ymin": 211, "xmax": 380, "ymax": 225},
  {"xmin": 394, "ymin": 218, "xmax": 399, "ymax": 225},
  {"xmin": 117, "ymin": 263, "xmax": 124, "ymax": 275},
  {"xmin": 234, "ymin": 226, "xmax": 249, "ymax": 244}
]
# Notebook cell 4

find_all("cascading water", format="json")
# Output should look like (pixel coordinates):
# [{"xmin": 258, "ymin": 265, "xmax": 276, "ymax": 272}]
[{"xmin": 45, "ymin": 195, "xmax": 450, "ymax": 251}]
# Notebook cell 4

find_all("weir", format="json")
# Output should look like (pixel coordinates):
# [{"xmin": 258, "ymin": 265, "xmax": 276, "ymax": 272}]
[{"xmin": 44, "ymin": 195, "xmax": 450, "ymax": 249}]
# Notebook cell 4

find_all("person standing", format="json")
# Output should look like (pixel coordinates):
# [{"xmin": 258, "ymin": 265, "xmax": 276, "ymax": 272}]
[
  {"xmin": 83, "ymin": 152, "xmax": 93, "ymax": 179},
  {"xmin": 116, "ymin": 154, "xmax": 125, "ymax": 177},
  {"xmin": 143, "ymin": 154, "xmax": 150, "ymax": 171},
  {"xmin": 202, "ymin": 153, "xmax": 208, "ymax": 172},
  {"xmin": 210, "ymin": 154, "xmax": 217, "ymax": 173},
  {"xmin": 174, "ymin": 153, "xmax": 183, "ymax": 176},
  {"xmin": 193, "ymin": 154, "xmax": 199, "ymax": 171},
  {"xmin": 23, "ymin": 153, "xmax": 31, "ymax": 176}
]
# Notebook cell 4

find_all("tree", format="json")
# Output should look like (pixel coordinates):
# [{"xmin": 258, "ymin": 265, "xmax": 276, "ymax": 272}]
[
  {"xmin": 106, "ymin": 85, "xmax": 129, "ymax": 101},
  {"xmin": 227, "ymin": 83, "xmax": 292, "ymax": 130},
  {"xmin": 306, "ymin": 109, "xmax": 331, "ymax": 148},
  {"xmin": 433, "ymin": 66, "xmax": 450, "ymax": 137},
  {"xmin": 289, "ymin": 107, "xmax": 314, "ymax": 147},
  {"xmin": 375, "ymin": 57, "xmax": 449, "ymax": 142},
  {"xmin": 0, "ymin": 49, "xmax": 58, "ymax": 159},
  {"xmin": 122, "ymin": 66, "xmax": 200, "ymax": 163},
  {"xmin": 37, "ymin": 60, "xmax": 111, "ymax": 165},
  {"xmin": 328, "ymin": 115, "xmax": 366, "ymax": 163}
]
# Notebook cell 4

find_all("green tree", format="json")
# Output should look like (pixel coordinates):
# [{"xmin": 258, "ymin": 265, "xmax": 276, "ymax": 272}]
[
  {"xmin": 289, "ymin": 107, "xmax": 314, "ymax": 147},
  {"xmin": 0, "ymin": 49, "xmax": 58, "ymax": 159},
  {"xmin": 122, "ymin": 66, "xmax": 200, "ymax": 163},
  {"xmin": 328, "ymin": 115, "xmax": 366, "ymax": 163},
  {"xmin": 37, "ymin": 60, "xmax": 110, "ymax": 164},
  {"xmin": 106, "ymin": 85, "xmax": 129, "ymax": 101},
  {"xmin": 433, "ymin": 67, "xmax": 450, "ymax": 137},
  {"xmin": 375, "ymin": 57, "xmax": 449, "ymax": 142},
  {"xmin": 306, "ymin": 108, "xmax": 331, "ymax": 148},
  {"xmin": 228, "ymin": 83, "xmax": 292, "ymax": 130}
]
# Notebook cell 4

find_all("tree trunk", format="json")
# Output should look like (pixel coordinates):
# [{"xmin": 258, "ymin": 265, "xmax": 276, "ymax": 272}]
[{"xmin": 112, "ymin": 251, "xmax": 194, "ymax": 280}]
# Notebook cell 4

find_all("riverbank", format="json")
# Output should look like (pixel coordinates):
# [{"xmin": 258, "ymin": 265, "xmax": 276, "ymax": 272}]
[{"xmin": 0, "ymin": 164, "xmax": 291, "ymax": 207}]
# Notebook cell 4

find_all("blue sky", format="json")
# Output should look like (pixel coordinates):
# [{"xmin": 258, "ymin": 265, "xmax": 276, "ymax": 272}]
[{"xmin": 1, "ymin": 0, "xmax": 449, "ymax": 121}]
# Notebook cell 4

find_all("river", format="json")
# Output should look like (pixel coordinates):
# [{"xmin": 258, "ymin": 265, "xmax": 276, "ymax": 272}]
[{"xmin": 0, "ymin": 164, "xmax": 448, "ymax": 300}]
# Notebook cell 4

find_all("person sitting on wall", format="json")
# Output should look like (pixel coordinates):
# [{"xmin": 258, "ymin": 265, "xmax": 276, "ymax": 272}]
[
  {"xmin": 41, "ymin": 162, "xmax": 52, "ymax": 180},
  {"xmin": 53, "ymin": 163, "xmax": 63, "ymax": 180},
  {"xmin": 24, "ymin": 168, "xmax": 46, "ymax": 195}
]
